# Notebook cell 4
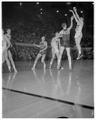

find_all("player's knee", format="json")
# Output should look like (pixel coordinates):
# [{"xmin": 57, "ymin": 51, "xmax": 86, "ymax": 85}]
[
  {"xmin": 37, "ymin": 54, "xmax": 41, "ymax": 59},
  {"xmin": 41, "ymin": 57, "xmax": 45, "ymax": 63}
]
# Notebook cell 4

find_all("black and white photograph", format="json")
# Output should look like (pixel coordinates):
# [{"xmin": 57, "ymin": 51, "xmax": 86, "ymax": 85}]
[{"xmin": 2, "ymin": 1, "xmax": 94, "ymax": 118}]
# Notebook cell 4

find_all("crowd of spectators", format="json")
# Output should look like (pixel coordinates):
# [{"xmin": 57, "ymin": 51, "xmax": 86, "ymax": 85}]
[{"xmin": 3, "ymin": 19, "xmax": 93, "ymax": 61}]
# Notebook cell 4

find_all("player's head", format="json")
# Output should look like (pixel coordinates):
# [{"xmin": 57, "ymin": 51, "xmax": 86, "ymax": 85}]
[
  {"xmin": 80, "ymin": 17, "xmax": 84, "ymax": 22},
  {"xmin": 61, "ymin": 23, "xmax": 67, "ymax": 30},
  {"xmin": 55, "ymin": 32, "xmax": 59, "ymax": 37},
  {"xmin": 7, "ymin": 28, "xmax": 11, "ymax": 34},
  {"xmin": 41, "ymin": 36, "xmax": 45, "ymax": 41}
]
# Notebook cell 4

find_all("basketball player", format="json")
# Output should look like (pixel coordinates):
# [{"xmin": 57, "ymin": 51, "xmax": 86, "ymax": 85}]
[
  {"xmin": 3, "ymin": 29, "xmax": 17, "ymax": 72},
  {"xmin": 2, "ymin": 29, "xmax": 11, "ymax": 72},
  {"xmin": 32, "ymin": 36, "xmax": 47, "ymax": 70},
  {"xmin": 70, "ymin": 7, "xmax": 84, "ymax": 60},
  {"xmin": 49, "ymin": 32, "xmax": 61, "ymax": 69},
  {"xmin": 57, "ymin": 16, "xmax": 74, "ymax": 70}
]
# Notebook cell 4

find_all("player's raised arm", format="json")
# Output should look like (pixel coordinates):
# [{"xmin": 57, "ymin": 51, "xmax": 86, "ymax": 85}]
[
  {"xmin": 73, "ymin": 7, "xmax": 81, "ymax": 22},
  {"xmin": 70, "ymin": 9, "xmax": 79, "ymax": 23},
  {"xmin": 67, "ymin": 16, "xmax": 74, "ymax": 31}
]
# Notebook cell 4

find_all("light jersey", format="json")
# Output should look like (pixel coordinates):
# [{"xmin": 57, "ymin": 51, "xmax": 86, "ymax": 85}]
[
  {"xmin": 75, "ymin": 22, "xmax": 83, "ymax": 38},
  {"xmin": 2, "ymin": 34, "xmax": 7, "ymax": 53},
  {"xmin": 2, "ymin": 33, "xmax": 11, "ymax": 53},
  {"xmin": 51, "ymin": 37, "xmax": 60, "ymax": 50}
]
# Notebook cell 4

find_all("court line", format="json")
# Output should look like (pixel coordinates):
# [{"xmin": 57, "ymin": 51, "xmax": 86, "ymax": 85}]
[
  {"xmin": 58, "ymin": 116, "xmax": 68, "ymax": 118},
  {"xmin": 3, "ymin": 87, "xmax": 94, "ymax": 110}
]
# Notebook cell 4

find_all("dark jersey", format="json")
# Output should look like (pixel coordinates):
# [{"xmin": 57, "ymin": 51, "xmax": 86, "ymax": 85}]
[
  {"xmin": 39, "ymin": 41, "xmax": 47, "ymax": 55},
  {"xmin": 59, "ymin": 30, "xmax": 70, "ymax": 47}
]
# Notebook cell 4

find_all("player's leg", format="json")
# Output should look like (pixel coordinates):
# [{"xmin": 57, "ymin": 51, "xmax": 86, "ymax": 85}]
[
  {"xmin": 2, "ymin": 50, "xmax": 6, "ymax": 64},
  {"xmin": 57, "ymin": 46, "xmax": 64, "ymax": 69},
  {"xmin": 2, "ymin": 44, "xmax": 8, "ymax": 63},
  {"xmin": 8, "ymin": 50, "xmax": 17, "ymax": 72},
  {"xmin": 75, "ymin": 34, "xmax": 83, "ymax": 60},
  {"xmin": 49, "ymin": 48, "xmax": 56, "ymax": 68},
  {"xmin": 66, "ymin": 47, "xmax": 72, "ymax": 70},
  {"xmin": 55, "ymin": 48, "xmax": 60, "ymax": 69},
  {"xmin": 32, "ymin": 53, "xmax": 41, "ymax": 70},
  {"xmin": 4, "ymin": 50, "xmax": 11, "ymax": 72},
  {"xmin": 41, "ymin": 54, "xmax": 46, "ymax": 70}
]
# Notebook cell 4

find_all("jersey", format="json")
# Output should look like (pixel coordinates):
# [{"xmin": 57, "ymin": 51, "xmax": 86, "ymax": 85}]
[
  {"xmin": 75, "ymin": 22, "xmax": 83, "ymax": 39},
  {"xmin": 59, "ymin": 29, "xmax": 70, "ymax": 47},
  {"xmin": 51, "ymin": 37, "xmax": 60, "ymax": 49},
  {"xmin": 2, "ymin": 34, "xmax": 7, "ymax": 53},
  {"xmin": 39, "ymin": 41, "xmax": 47, "ymax": 55},
  {"xmin": 51, "ymin": 37, "xmax": 60, "ymax": 54}
]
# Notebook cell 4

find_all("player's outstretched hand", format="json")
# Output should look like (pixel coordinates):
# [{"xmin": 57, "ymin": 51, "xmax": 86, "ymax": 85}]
[
  {"xmin": 73, "ymin": 7, "xmax": 77, "ymax": 11},
  {"xmin": 69, "ymin": 9, "xmax": 73, "ymax": 13}
]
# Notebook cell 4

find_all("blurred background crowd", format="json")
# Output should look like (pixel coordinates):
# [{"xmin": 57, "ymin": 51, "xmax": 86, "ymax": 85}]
[{"xmin": 2, "ymin": 2, "xmax": 93, "ymax": 61}]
